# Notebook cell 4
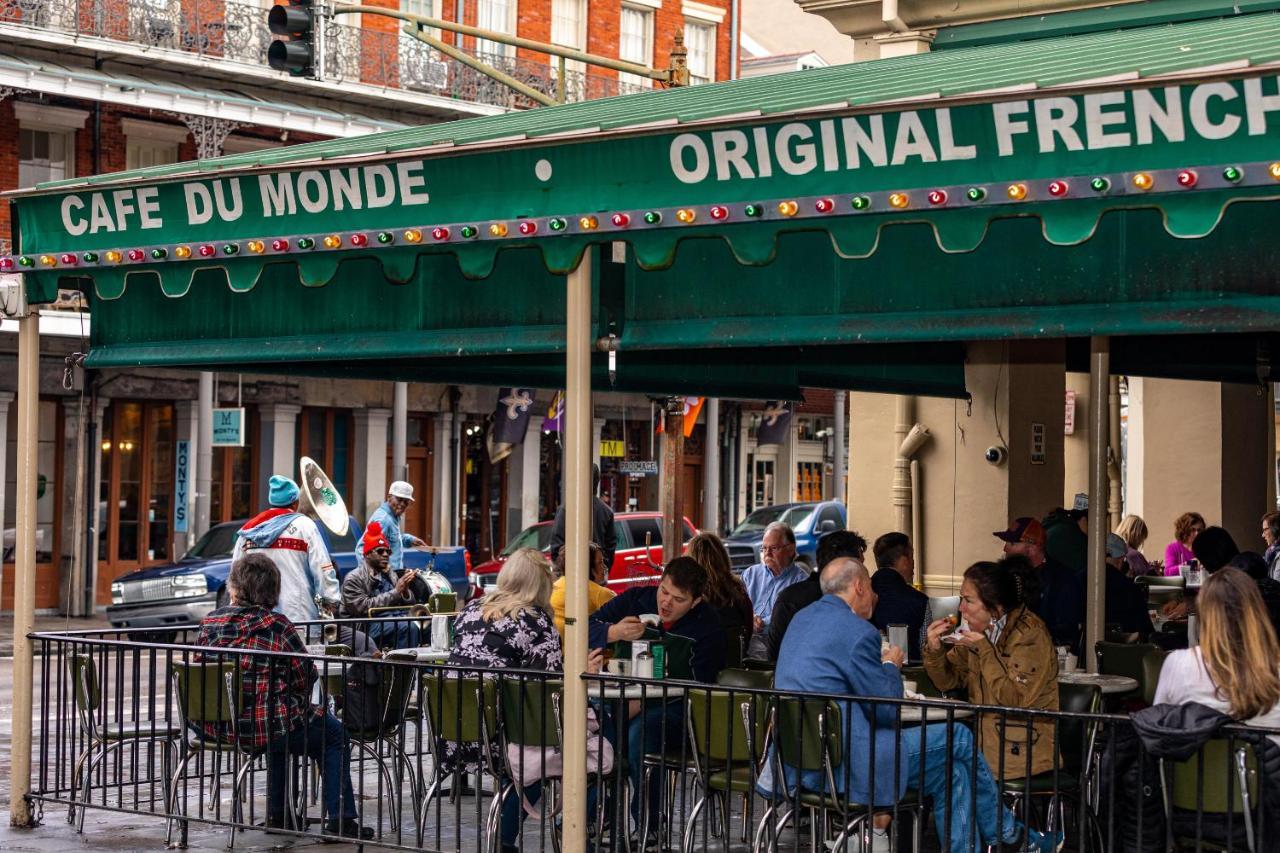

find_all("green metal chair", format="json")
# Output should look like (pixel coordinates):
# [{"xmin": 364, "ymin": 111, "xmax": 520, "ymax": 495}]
[
  {"xmin": 429, "ymin": 592, "xmax": 458, "ymax": 614},
  {"xmin": 716, "ymin": 668, "xmax": 773, "ymax": 690},
  {"xmin": 1135, "ymin": 576, "xmax": 1185, "ymax": 607},
  {"xmin": 1002, "ymin": 682, "xmax": 1102, "ymax": 847},
  {"xmin": 1162, "ymin": 739, "xmax": 1259, "ymax": 852},
  {"xmin": 682, "ymin": 686, "xmax": 769, "ymax": 853},
  {"xmin": 168, "ymin": 658, "xmax": 270, "ymax": 850},
  {"xmin": 723, "ymin": 625, "xmax": 748, "ymax": 671},
  {"xmin": 66, "ymin": 652, "xmax": 183, "ymax": 833},
  {"xmin": 1094, "ymin": 641, "xmax": 1160, "ymax": 700},
  {"xmin": 1137, "ymin": 647, "xmax": 1167, "ymax": 706},
  {"xmin": 343, "ymin": 650, "xmax": 421, "ymax": 833},
  {"xmin": 417, "ymin": 675, "xmax": 499, "ymax": 848},
  {"xmin": 757, "ymin": 697, "xmax": 922, "ymax": 853}
]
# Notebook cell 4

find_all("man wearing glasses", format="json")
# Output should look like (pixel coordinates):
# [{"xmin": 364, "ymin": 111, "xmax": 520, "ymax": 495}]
[
  {"xmin": 741, "ymin": 522, "xmax": 808, "ymax": 659},
  {"xmin": 341, "ymin": 521, "xmax": 425, "ymax": 649}
]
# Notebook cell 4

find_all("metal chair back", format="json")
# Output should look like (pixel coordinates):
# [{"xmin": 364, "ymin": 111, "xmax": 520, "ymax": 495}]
[
  {"xmin": 688, "ymin": 688, "xmax": 760, "ymax": 766},
  {"xmin": 423, "ymin": 675, "xmax": 495, "ymax": 745},
  {"xmin": 1054, "ymin": 681, "xmax": 1101, "ymax": 773},
  {"xmin": 498, "ymin": 677, "xmax": 564, "ymax": 749}
]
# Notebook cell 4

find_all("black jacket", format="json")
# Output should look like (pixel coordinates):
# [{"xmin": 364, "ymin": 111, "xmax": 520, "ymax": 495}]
[
  {"xmin": 1104, "ymin": 565, "xmax": 1155, "ymax": 638},
  {"xmin": 1031, "ymin": 555, "xmax": 1086, "ymax": 653},
  {"xmin": 588, "ymin": 586, "xmax": 726, "ymax": 683},
  {"xmin": 869, "ymin": 567, "xmax": 929, "ymax": 661},
  {"xmin": 549, "ymin": 496, "xmax": 617, "ymax": 568},
  {"xmin": 762, "ymin": 571, "xmax": 822, "ymax": 662}
]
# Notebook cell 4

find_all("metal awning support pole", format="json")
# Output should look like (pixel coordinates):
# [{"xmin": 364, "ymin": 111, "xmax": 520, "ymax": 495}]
[
  {"xmin": 10, "ymin": 308, "xmax": 40, "ymax": 827},
  {"xmin": 392, "ymin": 381, "xmax": 408, "ymax": 482},
  {"xmin": 1085, "ymin": 336, "xmax": 1110, "ymax": 673},
  {"xmin": 561, "ymin": 250, "xmax": 592, "ymax": 853},
  {"xmin": 195, "ymin": 372, "xmax": 213, "ymax": 538}
]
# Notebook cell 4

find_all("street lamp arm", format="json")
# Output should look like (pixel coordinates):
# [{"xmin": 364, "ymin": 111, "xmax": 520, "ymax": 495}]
[
  {"xmin": 403, "ymin": 24, "xmax": 557, "ymax": 107},
  {"xmin": 333, "ymin": 3, "xmax": 678, "ymax": 83}
]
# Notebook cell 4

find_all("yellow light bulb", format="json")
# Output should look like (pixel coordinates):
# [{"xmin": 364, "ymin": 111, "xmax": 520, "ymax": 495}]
[
  {"xmin": 247, "ymin": 240, "xmax": 265, "ymax": 254},
  {"xmin": 39, "ymin": 254, "xmax": 56, "ymax": 267},
  {"xmin": 404, "ymin": 229, "xmax": 423, "ymax": 243},
  {"xmin": 174, "ymin": 245, "xmax": 192, "ymax": 259},
  {"xmin": 106, "ymin": 250, "xmax": 123, "ymax": 263},
  {"xmin": 675, "ymin": 209, "xmax": 696, "ymax": 224},
  {"xmin": 1269, "ymin": 162, "xmax": 1280, "ymax": 181},
  {"xmin": 323, "ymin": 235, "xmax": 342, "ymax": 249},
  {"xmin": 579, "ymin": 216, "xmax": 599, "ymax": 230},
  {"xmin": 1132, "ymin": 172, "xmax": 1154, "ymax": 191},
  {"xmin": 1006, "ymin": 183, "xmax": 1027, "ymax": 201},
  {"xmin": 888, "ymin": 193, "xmax": 910, "ymax": 209},
  {"xmin": 488, "ymin": 222, "xmax": 508, "ymax": 237},
  {"xmin": 776, "ymin": 201, "xmax": 799, "ymax": 216}
]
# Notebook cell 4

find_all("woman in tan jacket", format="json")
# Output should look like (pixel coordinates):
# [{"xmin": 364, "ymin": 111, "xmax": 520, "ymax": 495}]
[{"xmin": 923, "ymin": 556, "xmax": 1059, "ymax": 780}]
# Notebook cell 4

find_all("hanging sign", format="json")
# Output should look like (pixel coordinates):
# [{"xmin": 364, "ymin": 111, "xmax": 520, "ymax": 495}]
[
  {"xmin": 619, "ymin": 460, "xmax": 658, "ymax": 475},
  {"xmin": 600, "ymin": 440, "xmax": 625, "ymax": 457},
  {"xmin": 1064, "ymin": 390, "xmax": 1077, "ymax": 435},
  {"xmin": 174, "ymin": 439, "xmax": 191, "ymax": 534},
  {"xmin": 212, "ymin": 407, "xmax": 245, "ymax": 447},
  {"xmin": 1030, "ymin": 422, "xmax": 1047, "ymax": 465}
]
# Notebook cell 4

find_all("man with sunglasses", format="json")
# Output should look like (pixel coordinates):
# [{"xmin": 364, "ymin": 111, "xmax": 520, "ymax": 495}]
[{"xmin": 341, "ymin": 521, "xmax": 424, "ymax": 649}]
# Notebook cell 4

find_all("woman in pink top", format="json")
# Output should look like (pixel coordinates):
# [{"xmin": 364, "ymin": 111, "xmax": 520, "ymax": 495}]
[{"xmin": 1163, "ymin": 511, "xmax": 1205, "ymax": 576}]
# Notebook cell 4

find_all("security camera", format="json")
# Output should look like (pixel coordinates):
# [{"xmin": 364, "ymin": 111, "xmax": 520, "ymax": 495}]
[{"xmin": 985, "ymin": 446, "xmax": 1008, "ymax": 466}]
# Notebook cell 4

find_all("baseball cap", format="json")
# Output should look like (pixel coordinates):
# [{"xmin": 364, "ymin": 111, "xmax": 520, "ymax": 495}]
[
  {"xmin": 994, "ymin": 517, "xmax": 1046, "ymax": 547},
  {"xmin": 389, "ymin": 480, "xmax": 415, "ymax": 502},
  {"xmin": 1105, "ymin": 533, "xmax": 1128, "ymax": 560}
]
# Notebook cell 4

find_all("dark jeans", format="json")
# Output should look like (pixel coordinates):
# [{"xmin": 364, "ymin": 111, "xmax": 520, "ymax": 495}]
[
  {"xmin": 267, "ymin": 712, "xmax": 358, "ymax": 821},
  {"xmin": 366, "ymin": 617, "xmax": 421, "ymax": 650},
  {"xmin": 626, "ymin": 700, "xmax": 684, "ymax": 829}
]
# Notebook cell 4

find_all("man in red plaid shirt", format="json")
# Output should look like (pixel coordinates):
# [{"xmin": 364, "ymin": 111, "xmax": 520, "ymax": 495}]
[{"xmin": 197, "ymin": 553, "xmax": 373, "ymax": 840}]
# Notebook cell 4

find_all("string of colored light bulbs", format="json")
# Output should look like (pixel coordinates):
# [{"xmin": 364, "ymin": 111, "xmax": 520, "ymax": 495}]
[{"xmin": 3, "ymin": 160, "xmax": 1279, "ymax": 273}]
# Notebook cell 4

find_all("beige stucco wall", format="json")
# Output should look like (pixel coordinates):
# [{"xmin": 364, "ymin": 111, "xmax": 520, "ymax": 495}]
[
  {"xmin": 849, "ymin": 340, "xmax": 1065, "ymax": 594},
  {"xmin": 1063, "ymin": 373, "xmax": 1090, "ymax": 505}
]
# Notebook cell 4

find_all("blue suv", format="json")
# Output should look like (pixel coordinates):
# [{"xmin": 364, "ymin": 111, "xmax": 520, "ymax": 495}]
[
  {"xmin": 723, "ymin": 500, "xmax": 848, "ymax": 572},
  {"xmin": 107, "ymin": 517, "xmax": 470, "ymax": 635}
]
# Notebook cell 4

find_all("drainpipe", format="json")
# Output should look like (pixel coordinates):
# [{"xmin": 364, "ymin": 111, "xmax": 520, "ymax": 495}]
[
  {"xmin": 729, "ymin": 0, "xmax": 740, "ymax": 78},
  {"xmin": 893, "ymin": 395, "xmax": 931, "ymax": 583},
  {"xmin": 882, "ymin": 0, "xmax": 909, "ymax": 33},
  {"xmin": 1107, "ymin": 376, "xmax": 1123, "ymax": 530}
]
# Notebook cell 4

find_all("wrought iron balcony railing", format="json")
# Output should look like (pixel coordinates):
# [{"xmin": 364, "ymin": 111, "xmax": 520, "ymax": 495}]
[{"xmin": 0, "ymin": 0, "xmax": 650, "ymax": 111}]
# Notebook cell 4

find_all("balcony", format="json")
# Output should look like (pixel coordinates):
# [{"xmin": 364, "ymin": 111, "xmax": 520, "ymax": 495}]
[{"xmin": 0, "ymin": 0, "xmax": 649, "ymax": 111}]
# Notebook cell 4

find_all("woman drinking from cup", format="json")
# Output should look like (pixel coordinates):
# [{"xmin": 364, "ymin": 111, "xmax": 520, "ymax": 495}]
[{"xmin": 923, "ymin": 556, "xmax": 1058, "ymax": 780}]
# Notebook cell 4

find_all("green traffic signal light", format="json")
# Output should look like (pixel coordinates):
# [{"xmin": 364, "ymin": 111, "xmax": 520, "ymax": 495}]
[{"xmin": 268, "ymin": 1, "xmax": 316, "ymax": 75}]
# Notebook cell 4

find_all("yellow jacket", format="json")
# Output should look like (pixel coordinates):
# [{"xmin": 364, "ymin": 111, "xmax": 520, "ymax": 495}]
[
  {"xmin": 922, "ymin": 606, "xmax": 1059, "ymax": 779},
  {"xmin": 550, "ymin": 576, "xmax": 616, "ymax": 636}
]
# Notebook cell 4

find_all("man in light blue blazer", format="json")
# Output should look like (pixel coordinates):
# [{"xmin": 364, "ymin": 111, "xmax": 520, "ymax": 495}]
[{"xmin": 774, "ymin": 558, "xmax": 1061, "ymax": 853}]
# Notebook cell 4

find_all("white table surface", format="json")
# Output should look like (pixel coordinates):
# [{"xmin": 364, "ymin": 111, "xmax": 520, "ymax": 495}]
[
  {"xmin": 407, "ymin": 647, "xmax": 452, "ymax": 662},
  {"xmin": 589, "ymin": 683, "xmax": 686, "ymax": 701},
  {"xmin": 1057, "ymin": 671, "xmax": 1139, "ymax": 694},
  {"xmin": 898, "ymin": 702, "xmax": 975, "ymax": 723}
]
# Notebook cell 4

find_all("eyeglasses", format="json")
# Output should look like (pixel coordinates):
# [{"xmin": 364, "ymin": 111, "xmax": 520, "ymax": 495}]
[
  {"xmin": 370, "ymin": 547, "xmax": 391, "ymax": 557},
  {"xmin": 760, "ymin": 544, "xmax": 790, "ymax": 553}
]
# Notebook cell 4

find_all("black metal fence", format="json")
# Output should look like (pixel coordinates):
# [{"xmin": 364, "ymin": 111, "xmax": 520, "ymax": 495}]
[{"xmin": 29, "ymin": 623, "xmax": 1278, "ymax": 852}]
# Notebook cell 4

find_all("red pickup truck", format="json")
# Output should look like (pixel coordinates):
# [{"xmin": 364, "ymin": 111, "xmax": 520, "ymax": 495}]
[{"xmin": 469, "ymin": 510, "xmax": 697, "ymax": 596}]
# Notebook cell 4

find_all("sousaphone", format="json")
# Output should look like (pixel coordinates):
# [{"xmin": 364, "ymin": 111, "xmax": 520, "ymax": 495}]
[{"xmin": 298, "ymin": 456, "xmax": 350, "ymax": 537}]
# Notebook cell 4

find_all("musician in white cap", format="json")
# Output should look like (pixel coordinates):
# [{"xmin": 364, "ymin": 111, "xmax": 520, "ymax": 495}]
[
  {"xmin": 232, "ymin": 474, "xmax": 341, "ymax": 625},
  {"xmin": 365, "ymin": 481, "xmax": 426, "ymax": 573}
]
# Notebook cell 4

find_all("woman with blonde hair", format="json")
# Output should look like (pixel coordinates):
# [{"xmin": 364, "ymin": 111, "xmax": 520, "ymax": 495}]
[
  {"xmin": 1115, "ymin": 514, "xmax": 1152, "ymax": 576},
  {"xmin": 1154, "ymin": 567, "xmax": 1280, "ymax": 738},
  {"xmin": 446, "ymin": 547, "xmax": 606, "ymax": 853},
  {"xmin": 687, "ymin": 532, "xmax": 753, "ymax": 631}
]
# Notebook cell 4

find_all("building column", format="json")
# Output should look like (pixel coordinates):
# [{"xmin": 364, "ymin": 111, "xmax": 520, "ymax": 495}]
[
  {"xmin": 736, "ymin": 410, "xmax": 751, "ymax": 521},
  {"xmin": 195, "ymin": 372, "xmax": 213, "ymax": 539},
  {"xmin": 174, "ymin": 400, "xmax": 200, "ymax": 552},
  {"xmin": 87, "ymin": 397, "xmax": 108, "ymax": 608},
  {"xmin": 702, "ymin": 398, "xmax": 721, "ymax": 534},
  {"xmin": 431, "ymin": 414, "xmax": 454, "ymax": 546},
  {"xmin": 0, "ymin": 393, "xmax": 11, "ymax": 605},
  {"xmin": 352, "ymin": 407, "xmax": 391, "ymax": 522},
  {"xmin": 1126, "ymin": 377, "xmax": 1270, "ymax": 553},
  {"xmin": 847, "ymin": 341, "xmax": 1066, "ymax": 592},
  {"xmin": 391, "ymin": 382, "xmax": 408, "ymax": 483},
  {"xmin": 506, "ymin": 414, "xmax": 545, "ymax": 536},
  {"xmin": 777, "ymin": 420, "xmax": 799, "ymax": 505},
  {"xmin": 592, "ymin": 416, "xmax": 606, "ymax": 472},
  {"xmin": 257, "ymin": 404, "xmax": 301, "ymax": 510},
  {"xmin": 61, "ymin": 398, "xmax": 89, "ymax": 615},
  {"xmin": 1063, "ymin": 373, "xmax": 1090, "ymax": 507}
]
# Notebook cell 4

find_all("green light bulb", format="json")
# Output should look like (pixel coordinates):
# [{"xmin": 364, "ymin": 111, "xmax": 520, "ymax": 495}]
[
  {"xmin": 222, "ymin": 243, "xmax": 239, "ymax": 255},
  {"xmin": 643, "ymin": 211, "xmax": 662, "ymax": 224},
  {"xmin": 298, "ymin": 237, "xmax": 315, "ymax": 249},
  {"xmin": 1090, "ymin": 177, "xmax": 1110, "ymax": 193},
  {"xmin": 461, "ymin": 226, "xmax": 478, "ymax": 239},
  {"xmin": 377, "ymin": 231, "xmax": 394, "ymax": 244},
  {"xmin": 743, "ymin": 205, "xmax": 762, "ymax": 218},
  {"xmin": 151, "ymin": 248, "xmax": 167, "ymax": 260},
  {"xmin": 1223, "ymin": 166, "xmax": 1243, "ymax": 183},
  {"xmin": 851, "ymin": 196, "xmax": 870, "ymax": 210},
  {"xmin": 965, "ymin": 188, "xmax": 986, "ymax": 202},
  {"xmin": 82, "ymin": 252, "xmax": 98, "ymax": 263},
  {"xmin": 17, "ymin": 256, "xmax": 33, "ymax": 267},
  {"xmin": 549, "ymin": 218, "xmax": 567, "ymax": 231}
]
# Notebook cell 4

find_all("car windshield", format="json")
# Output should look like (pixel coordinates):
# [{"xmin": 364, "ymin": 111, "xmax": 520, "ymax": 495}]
[
  {"xmin": 183, "ymin": 523, "xmax": 240, "ymax": 560},
  {"xmin": 730, "ymin": 505, "xmax": 815, "ymax": 537},
  {"xmin": 501, "ymin": 524, "xmax": 552, "ymax": 557}
]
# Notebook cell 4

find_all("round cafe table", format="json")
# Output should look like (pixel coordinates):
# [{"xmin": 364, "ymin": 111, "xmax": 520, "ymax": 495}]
[
  {"xmin": 898, "ymin": 701, "xmax": 974, "ymax": 724},
  {"xmin": 409, "ymin": 647, "xmax": 452, "ymax": 663},
  {"xmin": 1056, "ymin": 671, "xmax": 1139, "ymax": 695}
]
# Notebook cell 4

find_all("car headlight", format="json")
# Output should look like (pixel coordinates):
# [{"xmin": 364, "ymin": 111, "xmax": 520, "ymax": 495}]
[
  {"xmin": 111, "ymin": 582, "xmax": 124, "ymax": 605},
  {"xmin": 170, "ymin": 575, "xmax": 209, "ymax": 599}
]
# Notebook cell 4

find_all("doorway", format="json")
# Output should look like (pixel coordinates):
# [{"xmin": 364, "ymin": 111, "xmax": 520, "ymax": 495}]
[{"xmin": 387, "ymin": 414, "xmax": 434, "ymax": 543}]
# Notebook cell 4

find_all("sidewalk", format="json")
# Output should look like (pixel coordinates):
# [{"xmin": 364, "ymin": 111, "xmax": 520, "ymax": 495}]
[{"xmin": 0, "ymin": 612, "xmax": 111, "ymax": 658}]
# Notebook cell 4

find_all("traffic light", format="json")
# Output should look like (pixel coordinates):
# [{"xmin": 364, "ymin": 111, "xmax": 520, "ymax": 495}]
[{"xmin": 268, "ymin": 0, "xmax": 317, "ymax": 76}]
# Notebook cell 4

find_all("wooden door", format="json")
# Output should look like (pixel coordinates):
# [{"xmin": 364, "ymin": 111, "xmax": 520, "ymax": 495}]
[{"xmin": 681, "ymin": 461, "xmax": 702, "ymax": 530}]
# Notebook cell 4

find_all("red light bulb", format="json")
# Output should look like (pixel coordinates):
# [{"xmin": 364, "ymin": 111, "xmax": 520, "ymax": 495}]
[
  {"xmin": 927, "ymin": 190, "xmax": 948, "ymax": 206},
  {"xmin": 349, "ymin": 233, "xmax": 368, "ymax": 247},
  {"xmin": 431, "ymin": 227, "xmax": 450, "ymax": 241},
  {"xmin": 60, "ymin": 253, "xmax": 78, "ymax": 265},
  {"xmin": 1048, "ymin": 180, "xmax": 1069, "ymax": 197},
  {"xmin": 1177, "ymin": 169, "xmax": 1198, "ymax": 188},
  {"xmin": 271, "ymin": 238, "xmax": 289, "ymax": 252},
  {"xmin": 814, "ymin": 198, "xmax": 835, "ymax": 213},
  {"xmin": 127, "ymin": 249, "xmax": 144, "ymax": 262},
  {"xmin": 0, "ymin": 258, "xmax": 12, "ymax": 271},
  {"xmin": 198, "ymin": 244, "xmax": 215, "ymax": 257},
  {"xmin": 611, "ymin": 213, "xmax": 631, "ymax": 227},
  {"xmin": 709, "ymin": 205, "xmax": 729, "ymax": 221},
  {"xmin": 518, "ymin": 221, "xmax": 538, "ymax": 235}
]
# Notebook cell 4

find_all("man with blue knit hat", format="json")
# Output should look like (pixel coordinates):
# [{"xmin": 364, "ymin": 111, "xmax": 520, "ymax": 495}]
[{"xmin": 231, "ymin": 474, "xmax": 341, "ymax": 625}]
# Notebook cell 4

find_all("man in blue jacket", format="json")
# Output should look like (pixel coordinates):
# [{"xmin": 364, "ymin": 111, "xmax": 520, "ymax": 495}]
[
  {"xmin": 590, "ymin": 557, "xmax": 725, "ymax": 842},
  {"xmin": 774, "ymin": 558, "xmax": 1061, "ymax": 853},
  {"xmin": 366, "ymin": 481, "xmax": 425, "ymax": 573}
]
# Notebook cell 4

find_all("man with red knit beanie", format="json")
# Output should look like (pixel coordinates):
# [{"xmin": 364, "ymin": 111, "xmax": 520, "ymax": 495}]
[{"xmin": 340, "ymin": 521, "xmax": 425, "ymax": 648}]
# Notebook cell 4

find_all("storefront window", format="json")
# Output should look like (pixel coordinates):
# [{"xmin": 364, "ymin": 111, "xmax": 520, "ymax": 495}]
[{"xmin": 297, "ymin": 408, "xmax": 355, "ymax": 498}]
